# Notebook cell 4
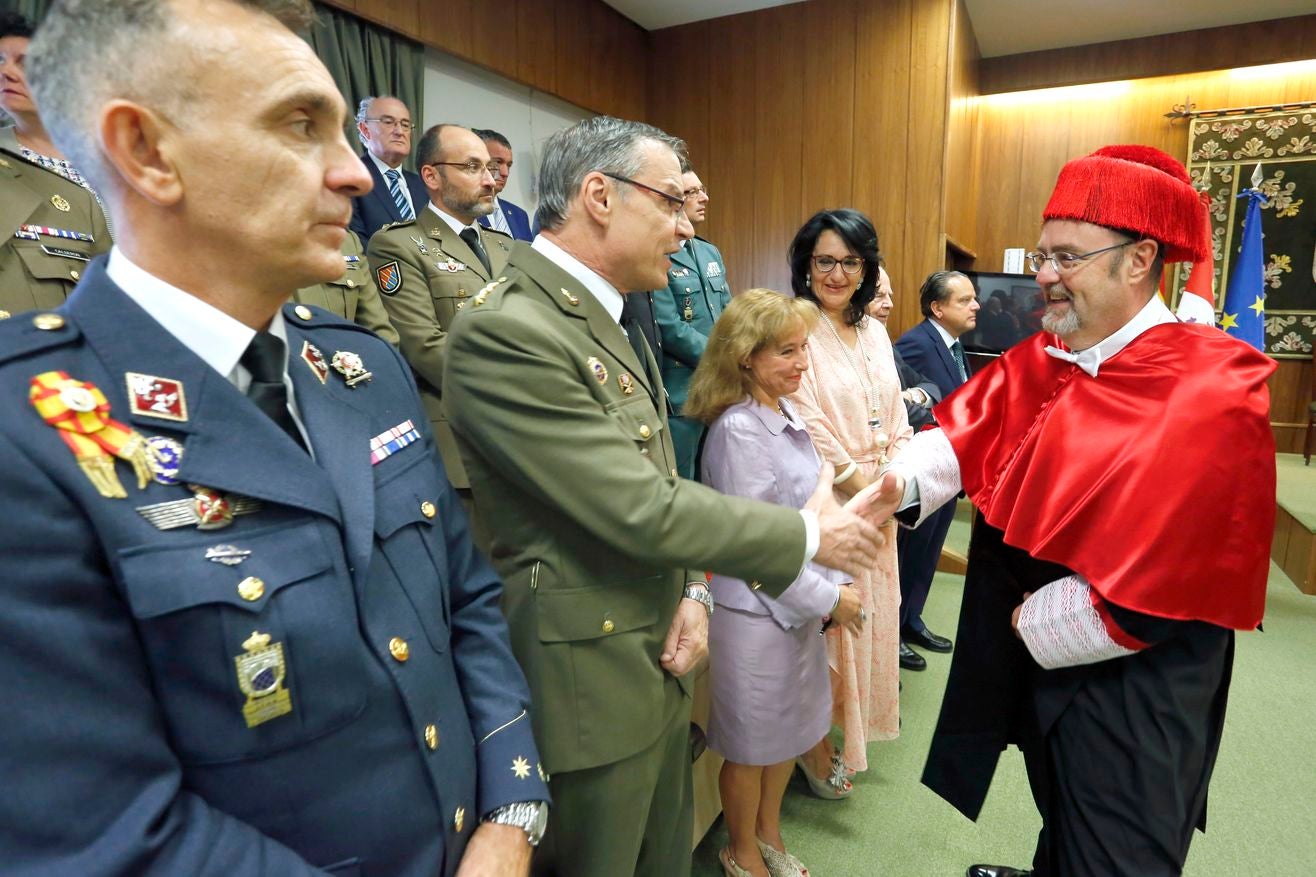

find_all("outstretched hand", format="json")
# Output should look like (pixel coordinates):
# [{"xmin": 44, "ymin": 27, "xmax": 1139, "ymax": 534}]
[
  {"xmin": 807, "ymin": 463, "xmax": 885, "ymax": 576},
  {"xmin": 847, "ymin": 469, "xmax": 906, "ymax": 528}
]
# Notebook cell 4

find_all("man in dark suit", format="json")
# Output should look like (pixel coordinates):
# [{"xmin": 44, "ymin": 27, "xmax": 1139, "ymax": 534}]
[
  {"xmin": 474, "ymin": 129, "xmax": 534, "ymax": 242},
  {"xmin": 4, "ymin": 2, "xmax": 547, "ymax": 874},
  {"xmin": 349, "ymin": 94, "xmax": 428, "ymax": 245},
  {"xmin": 870, "ymin": 265, "xmax": 941, "ymax": 431},
  {"xmin": 892, "ymin": 270, "xmax": 979, "ymax": 670}
]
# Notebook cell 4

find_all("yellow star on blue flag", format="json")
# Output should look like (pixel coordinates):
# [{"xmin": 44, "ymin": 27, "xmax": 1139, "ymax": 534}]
[{"xmin": 1220, "ymin": 189, "xmax": 1268, "ymax": 351}]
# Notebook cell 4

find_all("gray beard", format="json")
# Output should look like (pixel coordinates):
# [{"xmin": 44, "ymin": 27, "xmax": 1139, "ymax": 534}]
[{"xmin": 1041, "ymin": 305, "xmax": 1081, "ymax": 337}]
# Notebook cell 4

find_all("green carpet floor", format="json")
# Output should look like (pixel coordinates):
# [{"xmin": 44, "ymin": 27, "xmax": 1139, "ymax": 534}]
[{"xmin": 692, "ymin": 509, "xmax": 1316, "ymax": 876}]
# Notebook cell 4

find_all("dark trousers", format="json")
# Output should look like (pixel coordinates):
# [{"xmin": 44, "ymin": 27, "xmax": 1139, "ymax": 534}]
[
  {"xmin": 897, "ymin": 499, "xmax": 957, "ymax": 633},
  {"xmin": 532, "ymin": 696, "xmax": 694, "ymax": 877},
  {"xmin": 1021, "ymin": 634, "xmax": 1234, "ymax": 877}
]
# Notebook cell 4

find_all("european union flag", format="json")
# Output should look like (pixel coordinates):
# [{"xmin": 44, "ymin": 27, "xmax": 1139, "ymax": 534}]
[{"xmin": 1219, "ymin": 188, "xmax": 1267, "ymax": 351}]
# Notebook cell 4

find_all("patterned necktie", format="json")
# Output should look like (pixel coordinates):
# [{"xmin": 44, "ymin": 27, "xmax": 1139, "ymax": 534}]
[
  {"xmin": 950, "ymin": 339, "xmax": 969, "ymax": 382},
  {"xmin": 384, "ymin": 168, "xmax": 414, "ymax": 221},
  {"xmin": 460, "ymin": 226, "xmax": 493, "ymax": 275},
  {"xmin": 241, "ymin": 332, "xmax": 307, "ymax": 452}
]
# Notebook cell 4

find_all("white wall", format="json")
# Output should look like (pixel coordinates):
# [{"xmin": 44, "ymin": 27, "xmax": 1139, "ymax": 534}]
[{"xmin": 422, "ymin": 48, "xmax": 594, "ymax": 221}]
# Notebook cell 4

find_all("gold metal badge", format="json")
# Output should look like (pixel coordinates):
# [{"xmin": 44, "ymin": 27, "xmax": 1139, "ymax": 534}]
[
  {"xmin": 512, "ymin": 756, "xmax": 532, "ymax": 779},
  {"xmin": 235, "ymin": 631, "xmax": 293, "ymax": 728},
  {"xmin": 587, "ymin": 356, "xmax": 607, "ymax": 384},
  {"xmin": 51, "ymin": 194, "xmax": 71, "ymax": 212}
]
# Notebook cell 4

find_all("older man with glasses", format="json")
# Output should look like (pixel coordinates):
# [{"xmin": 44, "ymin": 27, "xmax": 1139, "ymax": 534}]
[
  {"xmin": 443, "ymin": 115, "xmax": 893, "ymax": 877},
  {"xmin": 872, "ymin": 145, "xmax": 1277, "ymax": 877},
  {"xmin": 349, "ymin": 94, "xmax": 427, "ymax": 243},
  {"xmin": 366, "ymin": 124, "xmax": 511, "ymax": 533}
]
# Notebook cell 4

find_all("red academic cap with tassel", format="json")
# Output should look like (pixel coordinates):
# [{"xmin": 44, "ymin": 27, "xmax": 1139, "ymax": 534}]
[{"xmin": 1042, "ymin": 145, "xmax": 1209, "ymax": 264}]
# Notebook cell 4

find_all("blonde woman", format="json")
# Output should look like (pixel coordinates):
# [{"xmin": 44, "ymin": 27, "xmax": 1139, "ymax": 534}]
[{"xmin": 687, "ymin": 289, "xmax": 864, "ymax": 877}]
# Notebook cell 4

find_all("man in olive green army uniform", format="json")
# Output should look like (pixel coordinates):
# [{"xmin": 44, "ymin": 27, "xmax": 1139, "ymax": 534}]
[
  {"xmin": 650, "ymin": 160, "xmax": 729, "ymax": 479},
  {"xmin": 445, "ymin": 116, "xmax": 888, "ymax": 877},
  {"xmin": 1, "ymin": 126, "xmax": 109, "ymax": 320},
  {"xmin": 367, "ymin": 123, "xmax": 510, "ymax": 492},
  {"xmin": 293, "ymin": 228, "xmax": 399, "ymax": 345}
]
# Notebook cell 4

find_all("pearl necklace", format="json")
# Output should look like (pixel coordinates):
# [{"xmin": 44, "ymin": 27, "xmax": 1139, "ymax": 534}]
[{"xmin": 819, "ymin": 312, "xmax": 891, "ymax": 463}]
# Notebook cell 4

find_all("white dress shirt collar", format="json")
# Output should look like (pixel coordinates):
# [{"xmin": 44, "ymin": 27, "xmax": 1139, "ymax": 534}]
[
  {"xmin": 1043, "ymin": 294, "xmax": 1175, "ymax": 378},
  {"xmin": 428, "ymin": 200, "xmax": 481, "ymax": 238},
  {"xmin": 930, "ymin": 318, "xmax": 958, "ymax": 349},
  {"xmin": 530, "ymin": 235, "xmax": 625, "ymax": 324},
  {"xmin": 106, "ymin": 247, "xmax": 267, "ymax": 384}
]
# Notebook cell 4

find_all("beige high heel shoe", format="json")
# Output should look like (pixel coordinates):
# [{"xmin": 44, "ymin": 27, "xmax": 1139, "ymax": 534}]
[
  {"xmin": 757, "ymin": 839, "xmax": 810, "ymax": 877},
  {"xmin": 719, "ymin": 847, "xmax": 754, "ymax": 877}
]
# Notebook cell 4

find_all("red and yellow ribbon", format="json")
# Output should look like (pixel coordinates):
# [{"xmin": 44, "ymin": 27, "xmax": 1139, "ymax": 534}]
[{"xmin": 30, "ymin": 371, "xmax": 157, "ymax": 498}]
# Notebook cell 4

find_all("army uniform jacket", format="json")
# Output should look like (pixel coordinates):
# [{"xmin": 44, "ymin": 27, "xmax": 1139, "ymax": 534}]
[
  {"xmin": 293, "ymin": 229, "xmax": 400, "ymax": 346},
  {"xmin": 650, "ymin": 236, "xmax": 730, "ymax": 410},
  {"xmin": 0, "ymin": 130, "xmax": 110, "ymax": 320},
  {"xmin": 0, "ymin": 261, "xmax": 546, "ymax": 877},
  {"xmin": 367, "ymin": 214, "xmax": 512, "ymax": 489},
  {"xmin": 444, "ymin": 242, "xmax": 807, "ymax": 775}
]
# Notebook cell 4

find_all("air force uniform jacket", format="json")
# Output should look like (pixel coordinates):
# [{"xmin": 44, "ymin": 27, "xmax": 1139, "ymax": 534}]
[{"xmin": 0, "ymin": 259, "xmax": 546, "ymax": 876}]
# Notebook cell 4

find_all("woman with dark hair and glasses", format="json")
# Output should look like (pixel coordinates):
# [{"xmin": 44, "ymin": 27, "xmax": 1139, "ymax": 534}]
[{"xmin": 786, "ymin": 209, "xmax": 909, "ymax": 795}]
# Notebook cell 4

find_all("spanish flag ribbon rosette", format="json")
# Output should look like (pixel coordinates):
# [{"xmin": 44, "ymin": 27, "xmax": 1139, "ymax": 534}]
[{"xmin": 30, "ymin": 370, "xmax": 159, "ymax": 498}]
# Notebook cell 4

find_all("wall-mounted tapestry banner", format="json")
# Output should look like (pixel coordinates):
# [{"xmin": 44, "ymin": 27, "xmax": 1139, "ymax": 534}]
[{"xmin": 1181, "ymin": 109, "xmax": 1316, "ymax": 359}]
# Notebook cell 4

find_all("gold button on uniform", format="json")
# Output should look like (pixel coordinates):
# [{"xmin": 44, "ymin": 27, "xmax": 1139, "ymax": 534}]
[
  {"xmin": 345, "ymin": 278, "xmax": 356, "ymax": 289},
  {"xmin": 638, "ymin": 425, "xmax": 651, "ymax": 439},
  {"xmin": 33, "ymin": 313, "xmax": 65, "ymax": 331},
  {"xmin": 454, "ymin": 807, "xmax": 465, "ymax": 833},
  {"xmin": 424, "ymin": 723, "xmax": 439, "ymax": 750},
  {"xmin": 0, "ymin": 310, "xmax": 10, "ymax": 320},
  {"xmin": 294, "ymin": 305, "xmax": 313, "ymax": 320},
  {"xmin": 602, "ymin": 618, "xmax": 615, "ymax": 634},
  {"xmin": 70, "ymin": 270, "xmax": 80, "ymax": 281},
  {"xmin": 237, "ymin": 576, "xmax": 265, "ymax": 602},
  {"xmin": 420, "ymin": 500, "xmax": 437, "ymax": 519},
  {"xmin": 389, "ymin": 637, "xmax": 410, "ymax": 662}
]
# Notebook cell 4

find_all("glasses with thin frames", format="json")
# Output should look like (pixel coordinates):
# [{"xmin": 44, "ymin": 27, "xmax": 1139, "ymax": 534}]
[
  {"xmin": 365, "ymin": 116, "xmax": 413, "ymax": 132},
  {"xmin": 684, "ymin": 185, "xmax": 709, "ymax": 198},
  {"xmin": 812, "ymin": 255, "xmax": 865, "ymax": 275},
  {"xmin": 431, "ymin": 161, "xmax": 497, "ymax": 178},
  {"xmin": 1025, "ymin": 241, "xmax": 1134, "ymax": 274},
  {"xmin": 602, "ymin": 173, "xmax": 688, "ymax": 220}
]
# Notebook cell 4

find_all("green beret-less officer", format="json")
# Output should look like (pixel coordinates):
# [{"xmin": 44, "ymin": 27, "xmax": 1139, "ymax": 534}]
[
  {"xmin": 651, "ymin": 185, "xmax": 730, "ymax": 479},
  {"xmin": 0, "ymin": 127, "xmax": 109, "ymax": 320},
  {"xmin": 293, "ymin": 228, "xmax": 399, "ymax": 345}
]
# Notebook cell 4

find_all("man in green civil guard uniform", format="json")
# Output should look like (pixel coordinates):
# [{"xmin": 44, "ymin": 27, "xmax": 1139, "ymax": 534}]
[
  {"xmin": 444, "ymin": 116, "xmax": 892, "ymax": 877},
  {"xmin": 650, "ymin": 156, "xmax": 729, "ymax": 478}
]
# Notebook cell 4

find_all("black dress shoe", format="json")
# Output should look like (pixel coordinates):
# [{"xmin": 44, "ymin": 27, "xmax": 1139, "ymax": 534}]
[
  {"xmin": 965, "ymin": 865, "xmax": 1031, "ymax": 877},
  {"xmin": 904, "ymin": 626, "xmax": 953, "ymax": 653},
  {"xmin": 899, "ymin": 641, "xmax": 926, "ymax": 671}
]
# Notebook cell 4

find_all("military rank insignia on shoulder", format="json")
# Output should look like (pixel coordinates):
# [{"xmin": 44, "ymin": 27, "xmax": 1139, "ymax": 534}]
[{"xmin": 472, "ymin": 276, "xmax": 510, "ymax": 307}]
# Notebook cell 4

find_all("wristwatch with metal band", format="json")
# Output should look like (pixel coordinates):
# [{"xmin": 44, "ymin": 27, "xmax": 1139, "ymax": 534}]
[
  {"xmin": 484, "ymin": 800, "xmax": 549, "ymax": 847},
  {"xmin": 683, "ymin": 582, "xmax": 714, "ymax": 616}
]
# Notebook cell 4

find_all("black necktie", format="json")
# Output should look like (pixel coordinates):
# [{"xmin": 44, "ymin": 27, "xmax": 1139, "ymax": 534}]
[
  {"xmin": 459, "ymin": 226, "xmax": 492, "ymax": 275},
  {"xmin": 241, "ymin": 332, "xmax": 307, "ymax": 451},
  {"xmin": 950, "ymin": 339, "xmax": 969, "ymax": 382}
]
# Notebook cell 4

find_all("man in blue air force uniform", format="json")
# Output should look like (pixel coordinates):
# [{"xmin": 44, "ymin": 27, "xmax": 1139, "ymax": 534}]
[{"xmin": 0, "ymin": 2, "xmax": 546, "ymax": 875}]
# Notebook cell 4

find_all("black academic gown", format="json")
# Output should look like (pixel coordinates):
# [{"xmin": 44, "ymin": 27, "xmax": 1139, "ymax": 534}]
[{"xmin": 923, "ymin": 519, "xmax": 1234, "ymax": 877}]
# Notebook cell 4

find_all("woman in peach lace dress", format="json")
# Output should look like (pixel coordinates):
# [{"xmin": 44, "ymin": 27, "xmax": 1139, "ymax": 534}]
[{"xmin": 788, "ymin": 209, "xmax": 910, "ymax": 792}]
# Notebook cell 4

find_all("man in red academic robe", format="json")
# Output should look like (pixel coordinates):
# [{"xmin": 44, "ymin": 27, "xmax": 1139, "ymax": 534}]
[{"xmin": 876, "ymin": 145, "xmax": 1276, "ymax": 877}]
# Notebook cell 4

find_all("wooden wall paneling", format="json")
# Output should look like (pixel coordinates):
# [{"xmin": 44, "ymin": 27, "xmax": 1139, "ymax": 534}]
[
  {"xmin": 943, "ymin": 0, "xmax": 980, "ymax": 252},
  {"xmin": 1269, "ymin": 360, "xmax": 1312, "ymax": 455},
  {"xmin": 853, "ymin": 0, "xmax": 913, "ymax": 328},
  {"xmin": 469, "ymin": 0, "xmax": 516, "ymax": 80},
  {"xmin": 589, "ymin": 1, "xmax": 624, "ymax": 117},
  {"xmin": 553, "ymin": 0, "xmax": 594, "ymax": 112},
  {"xmin": 979, "ymin": 14, "xmax": 1316, "ymax": 94},
  {"xmin": 798, "ymin": 0, "xmax": 857, "ymax": 223},
  {"xmin": 615, "ymin": 13, "xmax": 651, "ymax": 122},
  {"xmin": 515, "ymin": 0, "xmax": 556, "ymax": 93},
  {"xmin": 703, "ymin": 13, "xmax": 758, "ymax": 293},
  {"xmin": 352, "ymin": 0, "xmax": 420, "ymax": 40},
  {"xmin": 899, "ymin": 0, "xmax": 953, "ymax": 336},
  {"xmin": 973, "ymin": 100, "xmax": 1024, "ymax": 272},
  {"xmin": 416, "ymin": 0, "xmax": 470, "ymax": 57},
  {"xmin": 646, "ymin": 23, "xmax": 710, "ymax": 170},
  {"xmin": 750, "ymin": 3, "xmax": 807, "ymax": 295}
]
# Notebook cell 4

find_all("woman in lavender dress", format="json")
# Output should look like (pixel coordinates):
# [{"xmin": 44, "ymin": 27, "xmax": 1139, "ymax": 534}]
[{"xmin": 686, "ymin": 289, "xmax": 865, "ymax": 877}]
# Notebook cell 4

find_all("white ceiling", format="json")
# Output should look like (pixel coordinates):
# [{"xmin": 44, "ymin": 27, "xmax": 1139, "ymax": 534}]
[
  {"xmin": 601, "ymin": 0, "xmax": 804, "ymax": 31},
  {"xmin": 605, "ymin": 0, "xmax": 1316, "ymax": 60},
  {"xmin": 965, "ymin": 0, "xmax": 1316, "ymax": 58}
]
